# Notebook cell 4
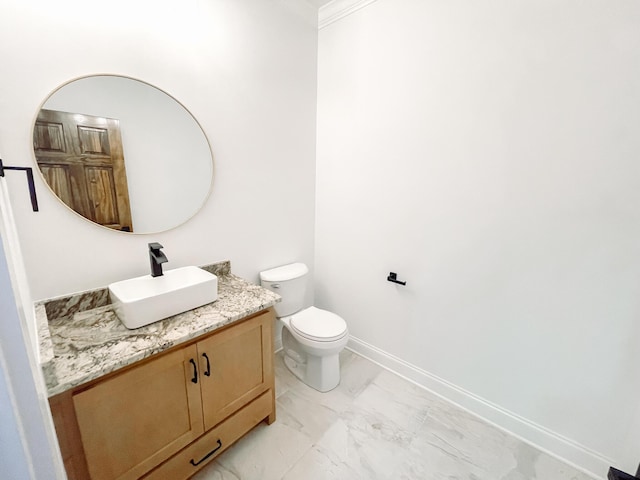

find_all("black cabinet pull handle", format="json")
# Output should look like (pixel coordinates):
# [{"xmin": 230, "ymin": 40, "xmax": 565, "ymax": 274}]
[
  {"xmin": 190, "ymin": 439, "xmax": 222, "ymax": 466},
  {"xmin": 189, "ymin": 359, "xmax": 198, "ymax": 384},
  {"xmin": 202, "ymin": 353, "xmax": 211, "ymax": 377}
]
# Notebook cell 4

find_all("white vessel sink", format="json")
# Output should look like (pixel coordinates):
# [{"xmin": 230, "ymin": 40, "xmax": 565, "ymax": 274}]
[{"xmin": 108, "ymin": 266, "xmax": 218, "ymax": 329}]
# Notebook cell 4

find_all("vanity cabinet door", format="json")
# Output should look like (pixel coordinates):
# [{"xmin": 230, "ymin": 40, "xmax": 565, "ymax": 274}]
[
  {"xmin": 197, "ymin": 311, "xmax": 273, "ymax": 431},
  {"xmin": 72, "ymin": 344, "xmax": 204, "ymax": 480}
]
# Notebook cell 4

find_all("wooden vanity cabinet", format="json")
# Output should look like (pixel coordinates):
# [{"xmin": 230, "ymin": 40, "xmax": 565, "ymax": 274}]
[{"xmin": 49, "ymin": 309, "xmax": 276, "ymax": 480}]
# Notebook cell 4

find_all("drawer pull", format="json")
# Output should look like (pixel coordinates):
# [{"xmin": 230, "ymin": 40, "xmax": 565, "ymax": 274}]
[
  {"xmin": 190, "ymin": 439, "xmax": 222, "ymax": 466},
  {"xmin": 189, "ymin": 359, "xmax": 198, "ymax": 384},
  {"xmin": 202, "ymin": 353, "xmax": 211, "ymax": 377}
]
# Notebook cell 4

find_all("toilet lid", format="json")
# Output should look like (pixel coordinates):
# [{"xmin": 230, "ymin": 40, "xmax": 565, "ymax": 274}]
[{"xmin": 290, "ymin": 306, "xmax": 347, "ymax": 342}]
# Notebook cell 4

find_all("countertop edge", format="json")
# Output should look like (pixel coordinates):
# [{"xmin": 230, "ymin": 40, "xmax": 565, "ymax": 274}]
[
  {"xmin": 40, "ymin": 267, "xmax": 280, "ymax": 397},
  {"xmin": 45, "ymin": 300, "xmax": 278, "ymax": 397}
]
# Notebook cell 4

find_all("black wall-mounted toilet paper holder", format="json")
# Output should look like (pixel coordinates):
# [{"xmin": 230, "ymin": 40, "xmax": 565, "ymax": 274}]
[{"xmin": 387, "ymin": 272, "xmax": 406, "ymax": 286}]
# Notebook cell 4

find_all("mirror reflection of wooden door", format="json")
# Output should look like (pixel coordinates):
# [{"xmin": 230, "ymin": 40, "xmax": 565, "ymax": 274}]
[{"xmin": 33, "ymin": 109, "xmax": 134, "ymax": 232}]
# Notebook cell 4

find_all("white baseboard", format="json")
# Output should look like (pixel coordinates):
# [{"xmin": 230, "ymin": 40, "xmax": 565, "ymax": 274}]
[{"xmin": 347, "ymin": 335, "xmax": 611, "ymax": 479}]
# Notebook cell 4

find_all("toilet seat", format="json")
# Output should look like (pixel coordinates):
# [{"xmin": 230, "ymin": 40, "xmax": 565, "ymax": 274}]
[{"xmin": 290, "ymin": 306, "xmax": 347, "ymax": 342}]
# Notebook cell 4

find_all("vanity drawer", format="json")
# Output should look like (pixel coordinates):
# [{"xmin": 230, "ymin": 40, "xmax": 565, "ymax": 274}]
[{"xmin": 143, "ymin": 390, "xmax": 273, "ymax": 480}]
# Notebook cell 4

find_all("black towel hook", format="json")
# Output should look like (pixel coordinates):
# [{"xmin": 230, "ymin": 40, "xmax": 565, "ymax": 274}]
[{"xmin": 0, "ymin": 158, "xmax": 39, "ymax": 212}]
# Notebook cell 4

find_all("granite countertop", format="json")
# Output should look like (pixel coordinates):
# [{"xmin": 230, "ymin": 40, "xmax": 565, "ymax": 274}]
[{"xmin": 37, "ymin": 261, "xmax": 280, "ymax": 397}]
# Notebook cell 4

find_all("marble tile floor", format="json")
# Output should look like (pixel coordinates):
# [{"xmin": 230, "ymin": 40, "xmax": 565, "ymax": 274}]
[{"xmin": 193, "ymin": 350, "xmax": 596, "ymax": 480}]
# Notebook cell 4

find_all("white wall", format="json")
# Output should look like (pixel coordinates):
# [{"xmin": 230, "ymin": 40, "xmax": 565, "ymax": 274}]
[
  {"xmin": 316, "ymin": 0, "xmax": 640, "ymax": 476},
  {"xmin": 0, "ymin": 0, "xmax": 318, "ymax": 301}
]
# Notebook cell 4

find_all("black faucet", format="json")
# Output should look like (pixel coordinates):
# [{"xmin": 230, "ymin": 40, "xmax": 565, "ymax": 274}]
[{"xmin": 148, "ymin": 242, "xmax": 168, "ymax": 277}]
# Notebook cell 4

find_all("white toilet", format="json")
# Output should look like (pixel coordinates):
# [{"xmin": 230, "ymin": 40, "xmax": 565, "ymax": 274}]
[{"xmin": 260, "ymin": 263, "xmax": 348, "ymax": 392}]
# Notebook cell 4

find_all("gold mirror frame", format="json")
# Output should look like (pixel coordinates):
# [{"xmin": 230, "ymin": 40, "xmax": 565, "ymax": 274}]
[{"xmin": 32, "ymin": 75, "xmax": 214, "ymax": 234}]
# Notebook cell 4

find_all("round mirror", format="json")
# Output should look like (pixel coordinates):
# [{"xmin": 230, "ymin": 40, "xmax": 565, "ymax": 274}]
[{"xmin": 32, "ymin": 75, "xmax": 213, "ymax": 233}]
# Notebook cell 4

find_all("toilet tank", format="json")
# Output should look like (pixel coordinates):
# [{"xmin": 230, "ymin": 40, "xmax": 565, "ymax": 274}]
[{"xmin": 259, "ymin": 263, "xmax": 308, "ymax": 317}]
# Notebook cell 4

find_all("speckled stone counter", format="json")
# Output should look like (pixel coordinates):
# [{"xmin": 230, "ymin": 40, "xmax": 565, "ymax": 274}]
[{"xmin": 36, "ymin": 261, "xmax": 280, "ymax": 397}]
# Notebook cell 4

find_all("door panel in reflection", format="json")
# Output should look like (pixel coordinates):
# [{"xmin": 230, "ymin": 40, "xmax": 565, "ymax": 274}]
[{"xmin": 34, "ymin": 108, "xmax": 133, "ymax": 232}]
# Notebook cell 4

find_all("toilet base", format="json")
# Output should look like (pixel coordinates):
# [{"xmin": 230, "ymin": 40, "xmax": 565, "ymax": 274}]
[{"xmin": 282, "ymin": 327, "xmax": 344, "ymax": 392}]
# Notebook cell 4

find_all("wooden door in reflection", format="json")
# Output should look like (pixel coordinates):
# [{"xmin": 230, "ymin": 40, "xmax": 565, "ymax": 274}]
[{"xmin": 34, "ymin": 109, "xmax": 133, "ymax": 232}]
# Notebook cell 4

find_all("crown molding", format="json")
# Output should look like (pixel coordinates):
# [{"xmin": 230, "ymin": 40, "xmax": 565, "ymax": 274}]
[{"xmin": 318, "ymin": 0, "xmax": 378, "ymax": 29}]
